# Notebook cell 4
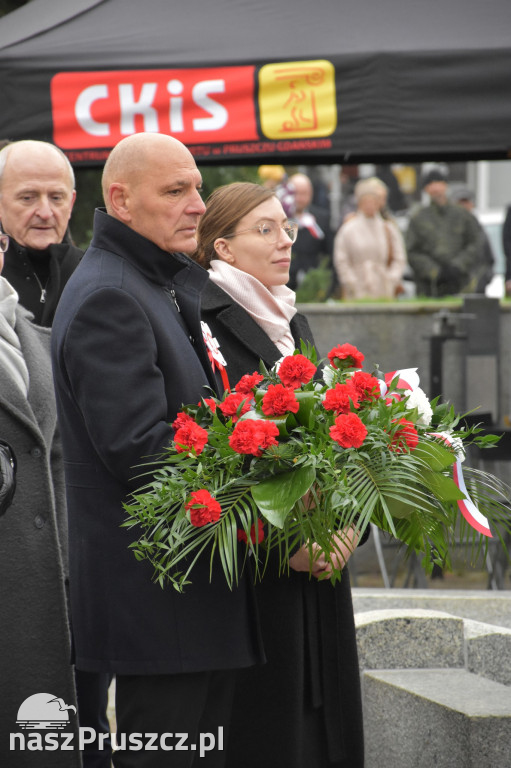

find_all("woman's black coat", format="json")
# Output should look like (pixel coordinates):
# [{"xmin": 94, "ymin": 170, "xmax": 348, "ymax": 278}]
[{"xmin": 201, "ymin": 280, "xmax": 365, "ymax": 768}]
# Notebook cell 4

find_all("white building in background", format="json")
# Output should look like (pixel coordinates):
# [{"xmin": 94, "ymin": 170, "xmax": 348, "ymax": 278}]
[{"xmin": 468, "ymin": 160, "xmax": 511, "ymax": 212}]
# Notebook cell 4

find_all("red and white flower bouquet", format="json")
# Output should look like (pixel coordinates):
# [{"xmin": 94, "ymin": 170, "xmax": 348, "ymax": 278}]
[{"xmin": 123, "ymin": 342, "xmax": 510, "ymax": 591}]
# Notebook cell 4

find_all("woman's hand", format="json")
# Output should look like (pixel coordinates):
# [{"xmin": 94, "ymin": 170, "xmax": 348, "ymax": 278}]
[
  {"xmin": 289, "ymin": 542, "xmax": 325, "ymax": 575},
  {"xmin": 289, "ymin": 526, "xmax": 361, "ymax": 579},
  {"xmin": 314, "ymin": 526, "xmax": 361, "ymax": 579}
]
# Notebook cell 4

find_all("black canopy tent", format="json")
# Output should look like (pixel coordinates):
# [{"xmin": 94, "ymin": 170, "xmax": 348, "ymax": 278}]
[{"xmin": 1, "ymin": 0, "xmax": 511, "ymax": 166}]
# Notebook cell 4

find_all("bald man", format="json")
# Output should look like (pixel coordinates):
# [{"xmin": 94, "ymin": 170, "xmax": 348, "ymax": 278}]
[
  {"xmin": 0, "ymin": 140, "xmax": 81, "ymax": 326},
  {"xmin": 51, "ymin": 134, "xmax": 263, "ymax": 767},
  {"xmin": 287, "ymin": 172, "xmax": 333, "ymax": 291}
]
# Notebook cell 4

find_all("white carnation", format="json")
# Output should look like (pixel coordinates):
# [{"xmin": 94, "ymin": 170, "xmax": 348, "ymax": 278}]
[
  {"xmin": 404, "ymin": 387, "xmax": 433, "ymax": 426},
  {"xmin": 322, "ymin": 365, "xmax": 336, "ymax": 387},
  {"xmin": 238, "ymin": 409, "xmax": 263, "ymax": 422},
  {"xmin": 272, "ymin": 356, "xmax": 285, "ymax": 375}
]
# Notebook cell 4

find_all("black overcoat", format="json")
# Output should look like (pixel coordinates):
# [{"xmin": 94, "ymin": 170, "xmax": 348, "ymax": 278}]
[
  {"xmin": 2, "ymin": 239, "xmax": 82, "ymax": 327},
  {"xmin": 51, "ymin": 210, "xmax": 264, "ymax": 675},
  {"xmin": 201, "ymin": 280, "xmax": 364, "ymax": 768}
]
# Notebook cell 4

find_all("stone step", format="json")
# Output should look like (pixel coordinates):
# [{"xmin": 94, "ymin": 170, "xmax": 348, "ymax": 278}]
[
  {"xmin": 352, "ymin": 587, "xmax": 511, "ymax": 629},
  {"xmin": 464, "ymin": 618, "xmax": 511, "ymax": 687},
  {"xmin": 355, "ymin": 609, "xmax": 465, "ymax": 670},
  {"xmin": 363, "ymin": 668, "xmax": 511, "ymax": 768}
]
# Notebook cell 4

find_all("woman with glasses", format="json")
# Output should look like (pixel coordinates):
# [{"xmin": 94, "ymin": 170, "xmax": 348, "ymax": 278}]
[
  {"xmin": 0, "ymin": 232, "xmax": 80, "ymax": 765},
  {"xmin": 195, "ymin": 182, "xmax": 365, "ymax": 768}
]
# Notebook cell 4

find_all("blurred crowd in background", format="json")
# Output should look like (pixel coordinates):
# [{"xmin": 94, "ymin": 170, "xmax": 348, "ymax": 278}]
[{"xmin": 257, "ymin": 162, "xmax": 511, "ymax": 303}]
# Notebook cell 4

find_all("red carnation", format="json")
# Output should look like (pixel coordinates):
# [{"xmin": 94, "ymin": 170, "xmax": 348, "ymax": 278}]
[
  {"xmin": 323, "ymin": 382, "xmax": 360, "ymax": 414},
  {"xmin": 328, "ymin": 343, "xmax": 364, "ymax": 370},
  {"xmin": 237, "ymin": 518, "xmax": 265, "ymax": 545},
  {"xmin": 229, "ymin": 419, "xmax": 279, "ymax": 457},
  {"xmin": 329, "ymin": 412, "xmax": 367, "ymax": 449},
  {"xmin": 218, "ymin": 392, "xmax": 252, "ymax": 422},
  {"xmin": 278, "ymin": 354, "xmax": 317, "ymax": 388},
  {"xmin": 185, "ymin": 489, "xmax": 222, "ymax": 527},
  {"xmin": 172, "ymin": 410, "xmax": 194, "ymax": 431},
  {"xmin": 261, "ymin": 384, "xmax": 300, "ymax": 416},
  {"xmin": 390, "ymin": 418, "xmax": 419, "ymax": 453},
  {"xmin": 174, "ymin": 421, "xmax": 209, "ymax": 455},
  {"xmin": 235, "ymin": 372, "xmax": 264, "ymax": 395},
  {"xmin": 256, "ymin": 420, "xmax": 280, "ymax": 453},
  {"xmin": 351, "ymin": 371, "xmax": 381, "ymax": 402},
  {"xmin": 202, "ymin": 398, "xmax": 217, "ymax": 411}
]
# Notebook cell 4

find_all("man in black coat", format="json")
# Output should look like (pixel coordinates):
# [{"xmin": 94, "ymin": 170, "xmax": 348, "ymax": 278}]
[
  {"xmin": 51, "ymin": 133, "xmax": 263, "ymax": 767},
  {"xmin": 0, "ymin": 140, "xmax": 82, "ymax": 326},
  {"xmin": 287, "ymin": 172, "xmax": 334, "ymax": 291}
]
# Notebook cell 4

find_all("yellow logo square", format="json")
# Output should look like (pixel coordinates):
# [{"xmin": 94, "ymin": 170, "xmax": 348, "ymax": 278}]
[{"xmin": 258, "ymin": 60, "xmax": 337, "ymax": 140}]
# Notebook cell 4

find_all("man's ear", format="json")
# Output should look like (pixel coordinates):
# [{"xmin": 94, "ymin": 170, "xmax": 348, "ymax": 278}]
[
  {"xmin": 108, "ymin": 183, "xmax": 131, "ymax": 223},
  {"xmin": 214, "ymin": 237, "xmax": 235, "ymax": 263}
]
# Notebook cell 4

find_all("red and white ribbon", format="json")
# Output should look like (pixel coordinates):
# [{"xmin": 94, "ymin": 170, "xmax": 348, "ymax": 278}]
[
  {"xmin": 201, "ymin": 321, "xmax": 230, "ymax": 393},
  {"xmin": 382, "ymin": 368, "xmax": 492, "ymax": 538},
  {"xmin": 431, "ymin": 432, "xmax": 492, "ymax": 537},
  {"xmin": 298, "ymin": 212, "xmax": 324, "ymax": 240},
  {"xmin": 381, "ymin": 368, "xmax": 420, "ymax": 396}
]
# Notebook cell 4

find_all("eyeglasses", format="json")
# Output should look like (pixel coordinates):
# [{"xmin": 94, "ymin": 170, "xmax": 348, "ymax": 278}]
[
  {"xmin": 0, "ymin": 233, "xmax": 9, "ymax": 253},
  {"xmin": 224, "ymin": 220, "xmax": 298, "ymax": 245}
]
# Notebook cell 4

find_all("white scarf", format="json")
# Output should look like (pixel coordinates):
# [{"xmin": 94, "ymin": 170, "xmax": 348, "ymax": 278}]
[
  {"xmin": 208, "ymin": 260, "xmax": 297, "ymax": 356},
  {"xmin": 0, "ymin": 276, "xmax": 30, "ymax": 396}
]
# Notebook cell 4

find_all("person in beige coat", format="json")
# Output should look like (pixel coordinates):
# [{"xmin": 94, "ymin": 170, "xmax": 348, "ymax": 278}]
[{"xmin": 334, "ymin": 177, "xmax": 407, "ymax": 299}]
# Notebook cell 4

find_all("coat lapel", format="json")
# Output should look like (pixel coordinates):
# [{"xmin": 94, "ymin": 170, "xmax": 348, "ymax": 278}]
[
  {"xmin": 201, "ymin": 281, "xmax": 284, "ymax": 369},
  {"xmin": 172, "ymin": 267, "xmax": 222, "ymax": 395},
  {"xmin": 290, "ymin": 313, "xmax": 315, "ymax": 350}
]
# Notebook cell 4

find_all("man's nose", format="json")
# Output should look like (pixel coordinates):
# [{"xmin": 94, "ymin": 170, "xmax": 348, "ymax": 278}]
[
  {"xmin": 35, "ymin": 196, "xmax": 54, "ymax": 219},
  {"xmin": 190, "ymin": 189, "xmax": 206, "ymax": 215}
]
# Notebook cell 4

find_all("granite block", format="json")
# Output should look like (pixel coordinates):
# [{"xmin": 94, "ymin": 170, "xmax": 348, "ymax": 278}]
[
  {"xmin": 355, "ymin": 609, "xmax": 465, "ymax": 670},
  {"xmin": 363, "ymin": 668, "xmax": 511, "ymax": 768}
]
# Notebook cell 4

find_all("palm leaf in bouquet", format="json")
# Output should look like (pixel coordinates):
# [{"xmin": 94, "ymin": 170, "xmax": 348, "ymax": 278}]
[{"xmin": 122, "ymin": 341, "xmax": 511, "ymax": 591}]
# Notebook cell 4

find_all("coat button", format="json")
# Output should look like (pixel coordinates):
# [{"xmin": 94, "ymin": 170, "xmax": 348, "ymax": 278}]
[
  {"xmin": 31, "ymin": 447, "xmax": 42, "ymax": 458},
  {"xmin": 34, "ymin": 515, "xmax": 46, "ymax": 529}
]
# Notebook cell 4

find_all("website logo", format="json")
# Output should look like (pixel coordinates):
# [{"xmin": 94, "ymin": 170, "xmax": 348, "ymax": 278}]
[
  {"xmin": 11, "ymin": 692, "xmax": 223, "ymax": 755},
  {"xmin": 16, "ymin": 693, "xmax": 76, "ymax": 730}
]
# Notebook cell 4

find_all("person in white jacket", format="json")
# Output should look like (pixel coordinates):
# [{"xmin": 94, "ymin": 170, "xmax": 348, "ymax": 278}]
[{"xmin": 334, "ymin": 177, "xmax": 407, "ymax": 299}]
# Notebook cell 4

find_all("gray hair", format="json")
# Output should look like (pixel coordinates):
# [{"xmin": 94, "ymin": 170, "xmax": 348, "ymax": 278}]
[
  {"xmin": 354, "ymin": 177, "xmax": 388, "ymax": 201},
  {"xmin": 0, "ymin": 140, "xmax": 75, "ymax": 195}
]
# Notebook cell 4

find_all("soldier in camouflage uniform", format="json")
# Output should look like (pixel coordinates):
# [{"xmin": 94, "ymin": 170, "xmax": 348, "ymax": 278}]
[{"xmin": 406, "ymin": 169, "xmax": 481, "ymax": 296}]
